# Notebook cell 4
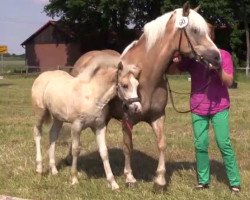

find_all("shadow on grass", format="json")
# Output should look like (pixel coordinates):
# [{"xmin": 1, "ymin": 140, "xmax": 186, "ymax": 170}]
[
  {"xmin": 0, "ymin": 83, "xmax": 13, "ymax": 87},
  {"xmin": 57, "ymin": 148, "xmax": 229, "ymax": 188}
]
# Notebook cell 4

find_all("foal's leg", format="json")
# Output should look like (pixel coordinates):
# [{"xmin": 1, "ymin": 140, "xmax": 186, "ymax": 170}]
[
  {"xmin": 34, "ymin": 121, "xmax": 43, "ymax": 174},
  {"xmin": 71, "ymin": 121, "xmax": 83, "ymax": 185},
  {"xmin": 151, "ymin": 115, "xmax": 166, "ymax": 189},
  {"xmin": 122, "ymin": 124, "xmax": 137, "ymax": 187},
  {"xmin": 33, "ymin": 109, "xmax": 47, "ymax": 174},
  {"xmin": 48, "ymin": 119, "xmax": 63, "ymax": 175},
  {"xmin": 95, "ymin": 126, "xmax": 119, "ymax": 190}
]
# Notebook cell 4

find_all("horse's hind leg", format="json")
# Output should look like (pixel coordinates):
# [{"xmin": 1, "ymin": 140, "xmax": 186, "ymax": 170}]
[
  {"xmin": 33, "ymin": 109, "xmax": 49, "ymax": 174},
  {"xmin": 94, "ymin": 126, "xmax": 119, "ymax": 190},
  {"xmin": 48, "ymin": 118, "xmax": 63, "ymax": 175},
  {"xmin": 122, "ymin": 124, "xmax": 137, "ymax": 187},
  {"xmin": 151, "ymin": 115, "xmax": 166, "ymax": 190}
]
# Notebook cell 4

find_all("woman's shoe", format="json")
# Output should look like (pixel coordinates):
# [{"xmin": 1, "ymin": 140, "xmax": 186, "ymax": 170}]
[
  {"xmin": 195, "ymin": 184, "xmax": 209, "ymax": 190},
  {"xmin": 230, "ymin": 185, "xmax": 241, "ymax": 193}
]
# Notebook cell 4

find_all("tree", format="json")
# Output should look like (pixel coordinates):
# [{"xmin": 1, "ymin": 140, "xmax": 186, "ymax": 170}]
[
  {"xmin": 44, "ymin": 0, "xmax": 248, "ymax": 70},
  {"xmin": 44, "ymin": 0, "xmax": 163, "ymax": 33},
  {"xmin": 232, "ymin": 0, "xmax": 250, "ymax": 76}
]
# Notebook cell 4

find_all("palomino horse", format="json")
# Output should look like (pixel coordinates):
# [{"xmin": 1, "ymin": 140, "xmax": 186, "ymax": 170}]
[
  {"xmin": 31, "ymin": 60, "xmax": 141, "ymax": 190},
  {"xmin": 72, "ymin": 3, "xmax": 221, "ymax": 190}
]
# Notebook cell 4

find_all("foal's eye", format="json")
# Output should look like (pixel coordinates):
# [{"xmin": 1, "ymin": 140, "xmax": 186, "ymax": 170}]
[{"xmin": 121, "ymin": 84, "xmax": 128, "ymax": 89}]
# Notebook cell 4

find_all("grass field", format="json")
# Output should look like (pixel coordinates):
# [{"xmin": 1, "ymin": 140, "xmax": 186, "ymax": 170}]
[
  {"xmin": 0, "ymin": 58, "xmax": 26, "ymax": 74},
  {"xmin": 0, "ymin": 75, "xmax": 249, "ymax": 200}
]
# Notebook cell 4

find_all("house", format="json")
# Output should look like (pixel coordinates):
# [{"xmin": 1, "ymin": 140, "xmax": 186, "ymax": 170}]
[
  {"xmin": 21, "ymin": 21, "xmax": 138, "ymax": 72},
  {"xmin": 21, "ymin": 21, "xmax": 83, "ymax": 71}
]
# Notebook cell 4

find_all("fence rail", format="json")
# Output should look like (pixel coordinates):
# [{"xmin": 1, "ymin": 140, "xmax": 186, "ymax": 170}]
[
  {"xmin": 0, "ymin": 65, "xmax": 75, "ymax": 77},
  {"xmin": 0, "ymin": 65, "xmax": 249, "ymax": 77}
]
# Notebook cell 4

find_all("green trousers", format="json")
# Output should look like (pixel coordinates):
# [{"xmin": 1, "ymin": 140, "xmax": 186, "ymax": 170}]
[{"xmin": 191, "ymin": 109, "xmax": 240, "ymax": 186}]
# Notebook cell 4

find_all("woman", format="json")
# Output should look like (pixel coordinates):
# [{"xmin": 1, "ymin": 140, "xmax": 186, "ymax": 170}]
[{"xmin": 170, "ymin": 48, "xmax": 241, "ymax": 193}]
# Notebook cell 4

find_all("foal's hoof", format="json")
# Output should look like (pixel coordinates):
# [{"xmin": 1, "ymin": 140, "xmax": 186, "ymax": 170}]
[
  {"xmin": 36, "ymin": 171, "xmax": 43, "ymax": 176},
  {"xmin": 153, "ymin": 183, "xmax": 166, "ymax": 193},
  {"xmin": 71, "ymin": 177, "xmax": 79, "ymax": 185},
  {"xmin": 35, "ymin": 169, "xmax": 43, "ymax": 176},
  {"xmin": 126, "ymin": 182, "xmax": 138, "ymax": 189}
]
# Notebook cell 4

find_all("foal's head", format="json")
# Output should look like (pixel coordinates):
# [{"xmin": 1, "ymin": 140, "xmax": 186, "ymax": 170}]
[{"xmin": 116, "ymin": 62, "xmax": 142, "ymax": 114}]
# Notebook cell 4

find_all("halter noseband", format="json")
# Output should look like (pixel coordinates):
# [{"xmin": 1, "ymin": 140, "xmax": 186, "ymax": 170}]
[{"xmin": 178, "ymin": 27, "xmax": 213, "ymax": 69}]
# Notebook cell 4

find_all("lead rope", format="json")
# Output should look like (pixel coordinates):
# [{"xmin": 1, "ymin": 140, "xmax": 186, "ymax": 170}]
[{"xmin": 165, "ymin": 74, "xmax": 211, "ymax": 113}]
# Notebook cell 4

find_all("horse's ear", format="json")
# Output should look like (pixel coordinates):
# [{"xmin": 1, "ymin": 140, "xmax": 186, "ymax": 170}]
[
  {"xmin": 183, "ymin": 1, "xmax": 190, "ymax": 16},
  {"xmin": 194, "ymin": 5, "xmax": 200, "ymax": 12},
  {"xmin": 118, "ymin": 61, "xmax": 123, "ymax": 71}
]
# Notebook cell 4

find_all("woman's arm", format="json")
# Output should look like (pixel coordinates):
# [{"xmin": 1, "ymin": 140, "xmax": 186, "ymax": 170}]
[
  {"xmin": 166, "ymin": 56, "xmax": 191, "ymax": 75},
  {"xmin": 218, "ymin": 50, "xmax": 234, "ymax": 87},
  {"xmin": 218, "ymin": 69, "xmax": 234, "ymax": 87}
]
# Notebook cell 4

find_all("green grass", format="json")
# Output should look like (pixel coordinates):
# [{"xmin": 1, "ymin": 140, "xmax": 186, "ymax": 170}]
[{"xmin": 0, "ymin": 75, "xmax": 250, "ymax": 200}]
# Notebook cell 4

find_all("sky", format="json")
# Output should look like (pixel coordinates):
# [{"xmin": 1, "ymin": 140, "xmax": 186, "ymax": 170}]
[{"xmin": 0, "ymin": 0, "xmax": 55, "ymax": 55}]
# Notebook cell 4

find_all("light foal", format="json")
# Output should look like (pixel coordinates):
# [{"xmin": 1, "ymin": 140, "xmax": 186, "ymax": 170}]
[
  {"xmin": 31, "ymin": 59, "xmax": 141, "ymax": 190},
  {"xmin": 72, "ymin": 3, "xmax": 221, "ymax": 190}
]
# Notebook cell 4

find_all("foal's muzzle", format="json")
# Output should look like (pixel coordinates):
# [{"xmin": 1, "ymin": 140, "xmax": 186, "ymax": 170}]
[
  {"xmin": 123, "ymin": 99, "xmax": 142, "ymax": 114},
  {"xmin": 117, "ymin": 85, "xmax": 142, "ymax": 114}
]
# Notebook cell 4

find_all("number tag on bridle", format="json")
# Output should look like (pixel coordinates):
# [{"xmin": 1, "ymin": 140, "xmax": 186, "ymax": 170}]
[{"xmin": 177, "ymin": 17, "xmax": 189, "ymax": 28}]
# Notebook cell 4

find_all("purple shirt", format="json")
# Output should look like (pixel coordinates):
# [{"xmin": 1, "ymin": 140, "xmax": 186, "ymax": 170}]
[{"xmin": 179, "ymin": 49, "xmax": 234, "ymax": 116}]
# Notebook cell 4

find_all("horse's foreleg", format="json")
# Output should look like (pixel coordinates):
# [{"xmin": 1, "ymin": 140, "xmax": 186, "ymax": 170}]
[
  {"xmin": 95, "ymin": 126, "xmax": 119, "ymax": 190},
  {"xmin": 151, "ymin": 115, "xmax": 166, "ymax": 189},
  {"xmin": 122, "ymin": 125, "xmax": 137, "ymax": 187},
  {"xmin": 48, "ymin": 119, "xmax": 63, "ymax": 175},
  {"xmin": 70, "ymin": 121, "xmax": 82, "ymax": 185}
]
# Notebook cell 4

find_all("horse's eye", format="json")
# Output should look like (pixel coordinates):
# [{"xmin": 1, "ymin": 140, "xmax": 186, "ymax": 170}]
[{"xmin": 193, "ymin": 28, "xmax": 198, "ymax": 34}]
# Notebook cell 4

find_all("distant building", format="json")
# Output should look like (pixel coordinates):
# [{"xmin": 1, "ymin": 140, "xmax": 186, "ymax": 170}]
[
  {"xmin": 21, "ymin": 21, "xmax": 137, "ymax": 72},
  {"xmin": 21, "ymin": 21, "xmax": 82, "ymax": 71}
]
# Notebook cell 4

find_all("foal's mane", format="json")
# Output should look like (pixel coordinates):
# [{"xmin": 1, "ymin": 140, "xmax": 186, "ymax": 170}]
[
  {"xmin": 79, "ymin": 55, "xmax": 120, "ymax": 82},
  {"xmin": 142, "ymin": 8, "xmax": 208, "ymax": 51}
]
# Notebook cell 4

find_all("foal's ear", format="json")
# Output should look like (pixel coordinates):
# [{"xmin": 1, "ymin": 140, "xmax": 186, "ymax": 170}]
[
  {"xmin": 130, "ymin": 64, "xmax": 141, "ymax": 78},
  {"xmin": 183, "ymin": 1, "xmax": 190, "ymax": 16},
  {"xmin": 118, "ymin": 61, "xmax": 123, "ymax": 71}
]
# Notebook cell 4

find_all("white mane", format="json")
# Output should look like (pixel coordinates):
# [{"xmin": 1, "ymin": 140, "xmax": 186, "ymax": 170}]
[
  {"xmin": 143, "ymin": 12, "xmax": 173, "ymax": 51},
  {"xmin": 143, "ymin": 8, "xmax": 208, "ymax": 51}
]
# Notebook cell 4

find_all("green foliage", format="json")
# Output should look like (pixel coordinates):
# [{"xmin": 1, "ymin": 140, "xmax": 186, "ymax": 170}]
[{"xmin": 44, "ymin": 0, "xmax": 249, "ymax": 65}]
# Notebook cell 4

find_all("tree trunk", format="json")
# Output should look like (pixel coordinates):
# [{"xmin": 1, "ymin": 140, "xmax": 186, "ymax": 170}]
[{"xmin": 246, "ymin": 20, "xmax": 250, "ymax": 76}]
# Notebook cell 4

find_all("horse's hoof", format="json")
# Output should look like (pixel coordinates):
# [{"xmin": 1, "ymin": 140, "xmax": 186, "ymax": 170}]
[
  {"xmin": 153, "ymin": 183, "xmax": 166, "ymax": 193},
  {"xmin": 126, "ymin": 182, "xmax": 138, "ymax": 189}
]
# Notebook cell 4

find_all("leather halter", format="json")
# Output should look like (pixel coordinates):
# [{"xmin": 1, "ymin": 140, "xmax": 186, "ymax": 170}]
[
  {"xmin": 176, "ymin": 17, "xmax": 219, "ymax": 70},
  {"xmin": 165, "ymin": 13, "xmax": 216, "ymax": 114},
  {"xmin": 116, "ymin": 69, "xmax": 141, "ymax": 110}
]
